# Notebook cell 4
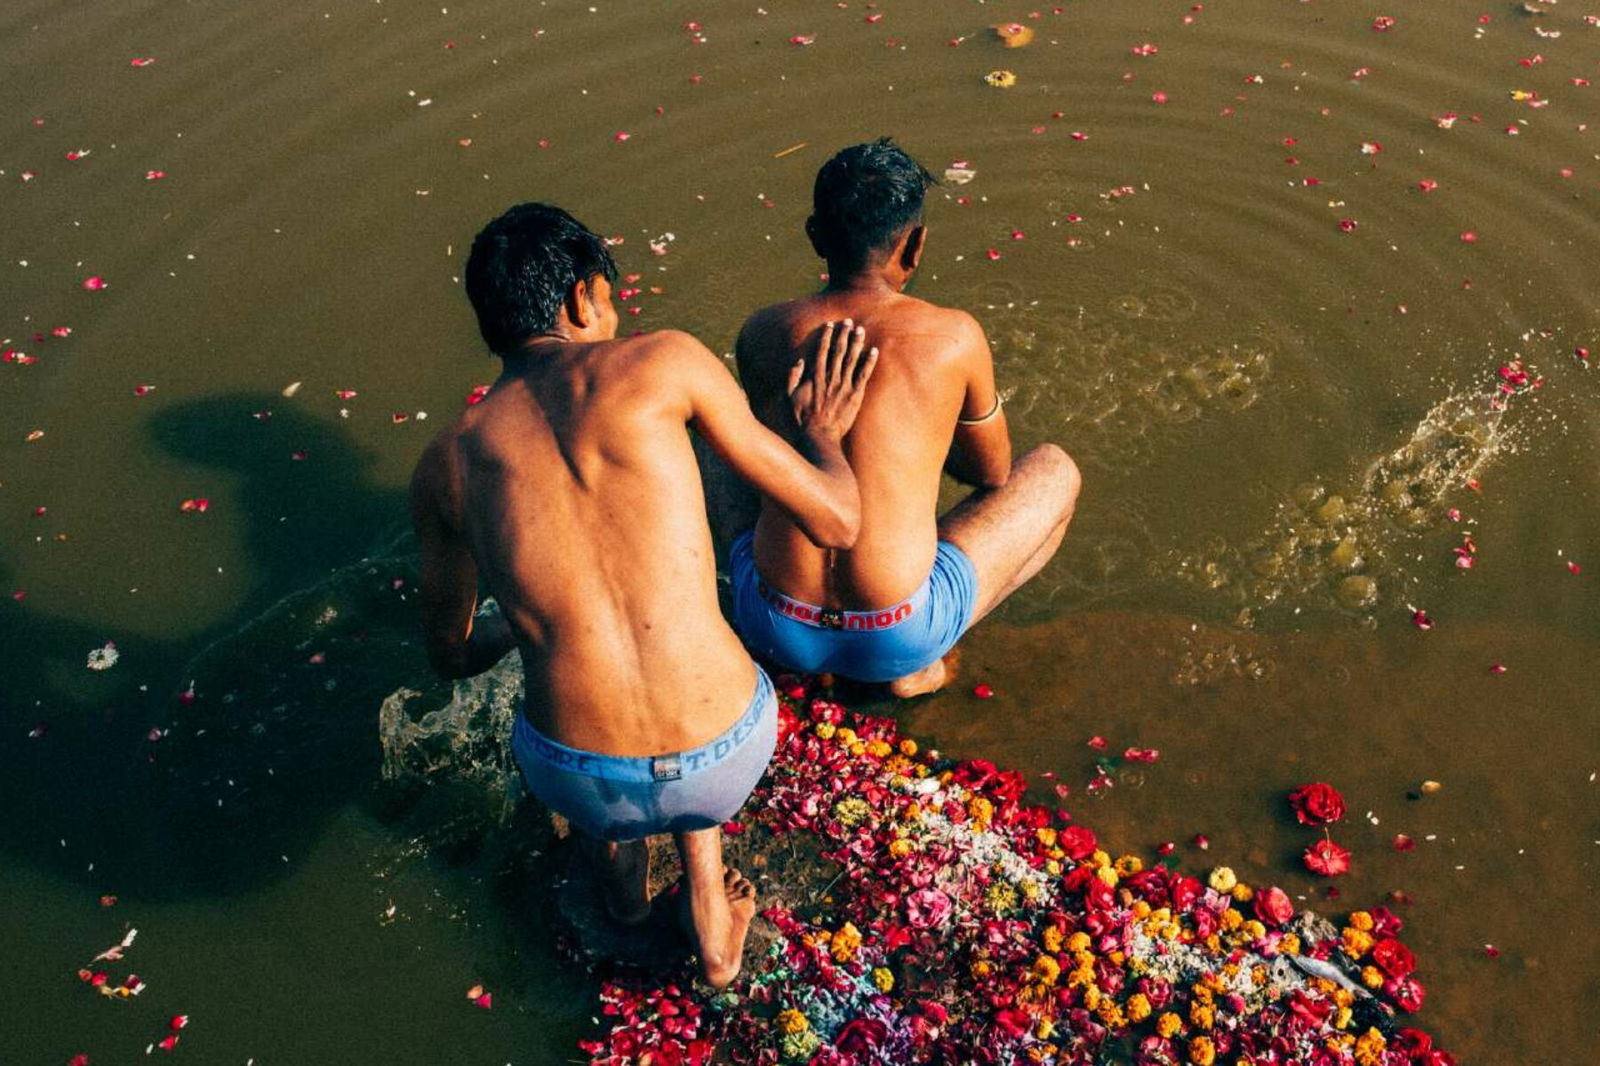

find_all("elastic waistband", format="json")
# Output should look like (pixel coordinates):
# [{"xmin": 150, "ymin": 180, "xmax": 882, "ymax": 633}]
[
  {"xmin": 755, "ymin": 580, "xmax": 918, "ymax": 632},
  {"xmin": 515, "ymin": 667, "xmax": 773, "ymax": 784}
]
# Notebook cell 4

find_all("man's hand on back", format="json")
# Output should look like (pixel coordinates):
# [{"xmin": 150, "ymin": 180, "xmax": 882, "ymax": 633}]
[{"xmin": 787, "ymin": 319, "xmax": 878, "ymax": 444}]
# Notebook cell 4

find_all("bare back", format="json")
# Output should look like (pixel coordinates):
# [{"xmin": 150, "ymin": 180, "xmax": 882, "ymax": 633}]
[
  {"xmin": 738, "ymin": 292, "xmax": 1000, "ymax": 608},
  {"xmin": 415, "ymin": 333, "xmax": 755, "ymax": 756}
]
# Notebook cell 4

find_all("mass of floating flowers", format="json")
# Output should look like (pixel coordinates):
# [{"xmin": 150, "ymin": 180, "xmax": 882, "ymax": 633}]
[{"xmin": 579, "ymin": 679, "xmax": 1451, "ymax": 1066}]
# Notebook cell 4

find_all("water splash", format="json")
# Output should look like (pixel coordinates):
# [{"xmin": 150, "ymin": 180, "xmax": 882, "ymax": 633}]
[{"xmin": 1175, "ymin": 373, "xmax": 1527, "ymax": 621}]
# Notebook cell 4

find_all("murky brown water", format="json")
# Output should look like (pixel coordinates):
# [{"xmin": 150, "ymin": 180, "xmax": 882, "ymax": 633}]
[{"xmin": 4, "ymin": 0, "xmax": 1598, "ymax": 1061}]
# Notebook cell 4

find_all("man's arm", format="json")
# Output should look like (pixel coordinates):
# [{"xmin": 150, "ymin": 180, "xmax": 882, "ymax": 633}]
[
  {"xmin": 409, "ymin": 441, "xmax": 517, "ymax": 680},
  {"xmin": 944, "ymin": 315, "xmax": 1012, "ymax": 488},
  {"xmin": 683, "ymin": 323, "xmax": 877, "ymax": 549}
]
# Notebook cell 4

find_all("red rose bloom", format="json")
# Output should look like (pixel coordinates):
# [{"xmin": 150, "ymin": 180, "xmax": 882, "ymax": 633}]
[
  {"xmin": 1254, "ymin": 885, "xmax": 1295, "ymax": 927},
  {"xmin": 835, "ymin": 1018, "xmax": 888, "ymax": 1054},
  {"xmin": 1385, "ymin": 974, "xmax": 1426, "ymax": 1012},
  {"xmin": 1058, "ymin": 825, "xmax": 1098, "ymax": 859},
  {"xmin": 1372, "ymin": 937, "xmax": 1417, "ymax": 977},
  {"xmin": 1288, "ymin": 782, "xmax": 1346, "ymax": 825},
  {"xmin": 1303, "ymin": 838, "xmax": 1351, "ymax": 877}
]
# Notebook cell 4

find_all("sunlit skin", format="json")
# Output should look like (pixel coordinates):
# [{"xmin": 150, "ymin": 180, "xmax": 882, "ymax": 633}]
[
  {"xmin": 736, "ymin": 217, "xmax": 1082, "ymax": 696},
  {"xmin": 410, "ymin": 274, "xmax": 876, "ymax": 987}
]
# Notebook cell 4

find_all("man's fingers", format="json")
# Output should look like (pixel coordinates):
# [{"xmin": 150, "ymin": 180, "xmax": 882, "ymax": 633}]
[
  {"xmin": 827, "ymin": 319, "xmax": 854, "ymax": 393},
  {"xmin": 812, "ymin": 321, "xmax": 837, "ymax": 392},
  {"xmin": 854, "ymin": 345, "xmax": 880, "ymax": 389},
  {"xmin": 786, "ymin": 355, "xmax": 806, "ymax": 396},
  {"xmin": 838, "ymin": 324, "xmax": 869, "ymax": 385}
]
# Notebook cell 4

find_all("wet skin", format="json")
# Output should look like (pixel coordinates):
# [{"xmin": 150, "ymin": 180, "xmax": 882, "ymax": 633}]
[
  {"xmin": 410, "ymin": 272, "xmax": 876, "ymax": 985},
  {"xmin": 735, "ymin": 222, "xmax": 1082, "ymax": 694}
]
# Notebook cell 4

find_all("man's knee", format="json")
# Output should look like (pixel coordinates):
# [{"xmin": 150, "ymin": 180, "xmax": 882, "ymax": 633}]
[{"xmin": 1019, "ymin": 443, "xmax": 1081, "ymax": 513}]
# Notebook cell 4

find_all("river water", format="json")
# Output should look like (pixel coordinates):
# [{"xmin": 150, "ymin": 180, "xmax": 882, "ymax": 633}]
[{"xmin": 3, "ymin": 0, "xmax": 1597, "ymax": 1061}]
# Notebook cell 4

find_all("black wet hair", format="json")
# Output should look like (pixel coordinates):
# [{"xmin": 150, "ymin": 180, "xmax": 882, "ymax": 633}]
[
  {"xmin": 464, "ymin": 202, "xmax": 617, "ymax": 354},
  {"xmin": 811, "ymin": 138, "xmax": 938, "ymax": 269}
]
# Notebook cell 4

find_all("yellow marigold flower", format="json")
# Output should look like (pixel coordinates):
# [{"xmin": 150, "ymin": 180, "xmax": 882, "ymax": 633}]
[
  {"xmin": 1189, "ymin": 1001, "xmax": 1215, "ymax": 1030},
  {"xmin": 1035, "ymin": 1017, "xmax": 1056, "ymax": 1040},
  {"xmin": 971, "ymin": 959, "xmax": 993, "ymax": 979},
  {"xmin": 1151, "ymin": 907, "xmax": 1173, "ymax": 925},
  {"xmin": 831, "ymin": 922, "xmax": 863, "ymax": 963},
  {"xmin": 1280, "ymin": 933, "xmax": 1301, "ymax": 956},
  {"xmin": 1342, "ymin": 927, "xmax": 1375, "ymax": 959},
  {"xmin": 1219, "ymin": 908, "xmax": 1243, "ymax": 931},
  {"xmin": 1222, "ymin": 962, "xmax": 1240, "ymax": 978},
  {"xmin": 1109, "ymin": 950, "xmax": 1126, "ymax": 965},
  {"xmin": 1091, "ymin": 849, "xmax": 1112, "ymax": 869},
  {"xmin": 1156, "ymin": 1011, "xmax": 1184, "ymax": 1039},
  {"xmin": 1042, "ymin": 926, "xmax": 1065, "ymax": 954},
  {"xmin": 1361, "ymin": 965, "xmax": 1384, "ymax": 989},
  {"xmin": 1334, "ymin": 1005, "xmax": 1353, "ymax": 1030},
  {"xmin": 833, "ymin": 797, "xmax": 871, "ymax": 827},
  {"xmin": 889, "ymin": 838, "xmax": 913, "ymax": 860},
  {"xmin": 913, "ymin": 764, "xmax": 929, "ymax": 778},
  {"xmin": 1204, "ymin": 934, "xmax": 1222, "ymax": 952},
  {"xmin": 898, "ymin": 738, "xmax": 918, "ymax": 756},
  {"xmin": 865, "ymin": 739, "xmax": 892, "ymax": 758},
  {"xmin": 1348, "ymin": 910, "xmax": 1374, "ymax": 932},
  {"xmin": 1189, "ymin": 1035, "xmax": 1217, "ymax": 1066},
  {"xmin": 849, "ymin": 741, "xmax": 867, "ymax": 757},
  {"xmin": 1067, "ymin": 931, "xmax": 1092, "ymax": 953},
  {"xmin": 1021, "ymin": 879, "xmax": 1041, "ymax": 902},
  {"xmin": 1097, "ymin": 1002, "xmax": 1126, "ymax": 1029},
  {"xmin": 775, "ymin": 1009, "xmax": 809, "ymax": 1035},
  {"xmin": 1031, "ymin": 955, "xmax": 1062, "ymax": 984},
  {"xmin": 1068, "ymin": 965, "xmax": 1095, "ymax": 989},
  {"xmin": 937, "ymin": 770, "xmax": 954, "ymax": 784},
  {"xmin": 1045, "ymin": 859, "xmax": 1062, "ymax": 876},
  {"xmin": 1207, "ymin": 866, "xmax": 1238, "ymax": 893},
  {"xmin": 814, "ymin": 722, "xmax": 836, "ymax": 740},
  {"xmin": 1083, "ymin": 986, "xmax": 1101, "ymax": 1011},
  {"xmin": 968, "ymin": 796, "xmax": 995, "ymax": 824},
  {"xmin": 1200, "ymin": 972, "xmax": 1225, "ymax": 993},
  {"xmin": 1127, "ymin": 992, "xmax": 1153, "ymax": 1023},
  {"xmin": 1036, "ymin": 826, "xmax": 1058, "ymax": 848},
  {"xmin": 871, "ymin": 967, "xmax": 894, "ymax": 992},
  {"xmin": 1242, "ymin": 920, "xmax": 1267, "ymax": 941},
  {"xmin": 1114, "ymin": 855, "xmax": 1144, "ymax": 876},
  {"xmin": 1354, "ymin": 1028, "xmax": 1387, "ymax": 1066},
  {"xmin": 1095, "ymin": 865, "xmax": 1119, "ymax": 888},
  {"xmin": 835, "ymin": 727, "xmax": 857, "ymax": 745},
  {"xmin": 984, "ymin": 69, "xmax": 1018, "ymax": 88},
  {"xmin": 1251, "ymin": 965, "xmax": 1269, "ymax": 985},
  {"xmin": 1231, "ymin": 883, "xmax": 1255, "ymax": 903},
  {"xmin": 985, "ymin": 881, "xmax": 1018, "ymax": 912},
  {"xmin": 1131, "ymin": 900, "xmax": 1153, "ymax": 920},
  {"xmin": 902, "ymin": 802, "xmax": 922, "ymax": 822},
  {"xmin": 1334, "ymin": 988, "xmax": 1354, "ymax": 1009}
]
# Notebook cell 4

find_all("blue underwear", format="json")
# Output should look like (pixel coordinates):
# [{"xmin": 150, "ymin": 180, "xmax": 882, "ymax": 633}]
[
  {"xmin": 728, "ymin": 530, "xmax": 978, "ymax": 683},
  {"xmin": 511, "ymin": 667, "xmax": 777, "ymax": 842}
]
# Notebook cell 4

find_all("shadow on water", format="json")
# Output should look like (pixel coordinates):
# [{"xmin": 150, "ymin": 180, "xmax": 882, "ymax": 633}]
[{"xmin": 0, "ymin": 392, "xmax": 415, "ymax": 899}]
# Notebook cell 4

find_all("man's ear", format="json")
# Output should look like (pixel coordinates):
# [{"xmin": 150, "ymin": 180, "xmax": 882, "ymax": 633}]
[
  {"xmin": 565, "ymin": 278, "xmax": 593, "ymax": 329},
  {"xmin": 901, "ymin": 225, "xmax": 927, "ymax": 272},
  {"xmin": 805, "ymin": 216, "xmax": 829, "ymax": 260}
]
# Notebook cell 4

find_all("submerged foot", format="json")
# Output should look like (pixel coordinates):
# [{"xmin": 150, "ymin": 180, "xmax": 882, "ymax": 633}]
[
  {"xmin": 678, "ymin": 867, "xmax": 757, "ymax": 990},
  {"xmin": 584, "ymin": 838, "xmax": 653, "ymax": 926},
  {"xmin": 887, "ymin": 649, "xmax": 958, "ymax": 699}
]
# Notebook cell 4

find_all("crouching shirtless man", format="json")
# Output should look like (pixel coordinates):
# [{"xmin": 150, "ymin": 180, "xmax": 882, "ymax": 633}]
[
  {"xmin": 410, "ymin": 203, "xmax": 876, "ymax": 987},
  {"xmin": 731, "ymin": 139, "xmax": 1081, "ymax": 696}
]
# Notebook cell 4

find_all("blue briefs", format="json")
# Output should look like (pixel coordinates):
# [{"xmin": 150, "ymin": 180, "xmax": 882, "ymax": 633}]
[
  {"xmin": 511, "ymin": 667, "xmax": 778, "ymax": 842},
  {"xmin": 728, "ymin": 530, "xmax": 979, "ymax": 683}
]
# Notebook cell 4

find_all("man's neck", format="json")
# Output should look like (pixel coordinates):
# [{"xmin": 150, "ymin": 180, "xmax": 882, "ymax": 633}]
[{"xmin": 823, "ymin": 266, "xmax": 904, "ymax": 297}]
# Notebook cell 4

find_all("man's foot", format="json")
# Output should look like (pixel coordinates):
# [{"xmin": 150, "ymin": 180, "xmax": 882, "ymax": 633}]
[
  {"xmin": 887, "ymin": 649, "xmax": 959, "ymax": 698},
  {"xmin": 677, "ymin": 867, "xmax": 757, "ymax": 989},
  {"xmin": 580, "ymin": 836, "xmax": 653, "ymax": 926}
]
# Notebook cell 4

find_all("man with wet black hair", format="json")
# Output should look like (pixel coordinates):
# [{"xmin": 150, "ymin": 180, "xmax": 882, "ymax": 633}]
[
  {"xmin": 730, "ymin": 139, "xmax": 1081, "ymax": 696},
  {"xmin": 411, "ymin": 202, "xmax": 877, "ymax": 987}
]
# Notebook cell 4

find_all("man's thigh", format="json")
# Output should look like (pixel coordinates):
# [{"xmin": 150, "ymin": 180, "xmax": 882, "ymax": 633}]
[{"xmin": 937, "ymin": 444, "xmax": 1076, "ymax": 621}]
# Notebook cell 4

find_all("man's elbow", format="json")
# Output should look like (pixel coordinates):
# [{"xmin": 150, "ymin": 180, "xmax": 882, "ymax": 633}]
[
  {"xmin": 978, "ymin": 464, "xmax": 1011, "ymax": 490},
  {"xmin": 806, "ymin": 497, "xmax": 861, "ymax": 550}
]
